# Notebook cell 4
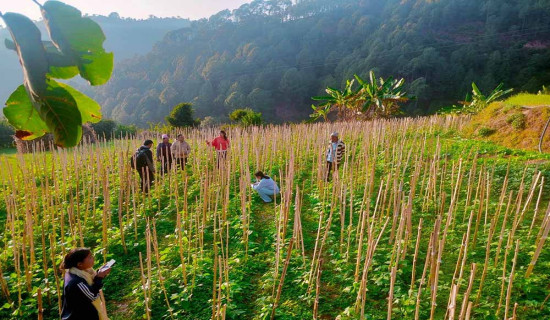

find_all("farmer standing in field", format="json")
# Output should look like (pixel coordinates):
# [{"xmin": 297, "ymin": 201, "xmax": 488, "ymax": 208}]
[
  {"xmin": 171, "ymin": 134, "xmax": 191, "ymax": 169},
  {"xmin": 157, "ymin": 134, "xmax": 173, "ymax": 175},
  {"xmin": 326, "ymin": 132, "xmax": 345, "ymax": 181},
  {"xmin": 133, "ymin": 139, "xmax": 155, "ymax": 193},
  {"xmin": 207, "ymin": 130, "xmax": 230, "ymax": 168}
]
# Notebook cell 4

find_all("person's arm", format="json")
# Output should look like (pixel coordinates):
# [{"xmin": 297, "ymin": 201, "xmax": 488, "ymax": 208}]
[
  {"xmin": 255, "ymin": 179, "xmax": 269, "ymax": 190},
  {"xmin": 184, "ymin": 142, "xmax": 191, "ymax": 155},
  {"xmin": 146, "ymin": 150, "xmax": 155, "ymax": 172},
  {"xmin": 337, "ymin": 142, "xmax": 345, "ymax": 163},
  {"xmin": 167, "ymin": 143, "xmax": 173, "ymax": 159},
  {"xmin": 273, "ymin": 181, "xmax": 280, "ymax": 194},
  {"xmin": 72, "ymin": 277, "xmax": 104, "ymax": 303},
  {"xmin": 171, "ymin": 142, "xmax": 177, "ymax": 158},
  {"xmin": 210, "ymin": 138, "xmax": 217, "ymax": 149},
  {"xmin": 156, "ymin": 144, "xmax": 161, "ymax": 160}
]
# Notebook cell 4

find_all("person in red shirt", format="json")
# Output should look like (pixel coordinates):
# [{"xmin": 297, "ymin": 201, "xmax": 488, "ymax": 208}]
[{"xmin": 207, "ymin": 130, "xmax": 230, "ymax": 168}]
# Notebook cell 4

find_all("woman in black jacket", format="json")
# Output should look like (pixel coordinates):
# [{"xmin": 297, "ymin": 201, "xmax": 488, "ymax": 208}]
[{"xmin": 60, "ymin": 248, "xmax": 111, "ymax": 320}]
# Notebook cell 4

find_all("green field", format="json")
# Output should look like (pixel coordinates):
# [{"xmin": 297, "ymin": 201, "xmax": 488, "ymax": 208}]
[
  {"xmin": 505, "ymin": 93, "xmax": 550, "ymax": 107},
  {"xmin": 1, "ymin": 117, "xmax": 550, "ymax": 319}
]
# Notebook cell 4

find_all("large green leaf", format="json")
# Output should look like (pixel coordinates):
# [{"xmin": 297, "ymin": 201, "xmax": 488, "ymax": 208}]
[
  {"xmin": 56, "ymin": 81, "xmax": 102, "ymax": 123},
  {"xmin": 43, "ymin": 41, "xmax": 80, "ymax": 79},
  {"xmin": 312, "ymin": 95, "xmax": 335, "ymax": 101},
  {"xmin": 2, "ymin": 5, "xmax": 107, "ymax": 147},
  {"xmin": 3, "ymin": 85, "xmax": 48, "ymax": 140},
  {"xmin": 41, "ymin": 1, "xmax": 113, "ymax": 85},
  {"xmin": 354, "ymin": 74, "xmax": 366, "ymax": 87},
  {"xmin": 2, "ymin": 13, "xmax": 49, "ymax": 96},
  {"xmin": 36, "ymin": 79, "xmax": 83, "ymax": 147},
  {"xmin": 3, "ymin": 13, "xmax": 82, "ymax": 147},
  {"xmin": 4, "ymin": 38, "xmax": 16, "ymax": 51},
  {"xmin": 471, "ymin": 82, "xmax": 483, "ymax": 99}
]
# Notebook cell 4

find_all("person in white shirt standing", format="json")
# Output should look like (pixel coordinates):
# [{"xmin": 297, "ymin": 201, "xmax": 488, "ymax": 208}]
[
  {"xmin": 251, "ymin": 171, "xmax": 280, "ymax": 203},
  {"xmin": 326, "ymin": 132, "xmax": 345, "ymax": 181},
  {"xmin": 171, "ymin": 134, "xmax": 191, "ymax": 169}
]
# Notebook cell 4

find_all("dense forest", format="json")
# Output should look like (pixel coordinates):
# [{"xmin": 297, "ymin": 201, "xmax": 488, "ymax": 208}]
[
  {"xmin": 86, "ymin": 0, "xmax": 550, "ymax": 125},
  {"xmin": 0, "ymin": 14, "xmax": 189, "ymax": 109}
]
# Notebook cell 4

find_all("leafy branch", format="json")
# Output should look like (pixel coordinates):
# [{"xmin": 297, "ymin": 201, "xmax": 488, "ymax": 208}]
[{"xmin": 1, "ymin": 1, "xmax": 113, "ymax": 147}]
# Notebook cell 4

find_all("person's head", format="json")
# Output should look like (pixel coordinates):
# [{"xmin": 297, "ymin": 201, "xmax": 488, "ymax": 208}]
[
  {"xmin": 220, "ymin": 130, "xmax": 227, "ymax": 141},
  {"xmin": 255, "ymin": 171, "xmax": 266, "ymax": 180},
  {"xmin": 162, "ymin": 134, "xmax": 169, "ymax": 143},
  {"xmin": 60, "ymin": 248, "xmax": 94, "ymax": 270},
  {"xmin": 177, "ymin": 134, "xmax": 184, "ymax": 142},
  {"xmin": 330, "ymin": 132, "xmax": 339, "ymax": 142},
  {"xmin": 144, "ymin": 140, "xmax": 153, "ymax": 148}
]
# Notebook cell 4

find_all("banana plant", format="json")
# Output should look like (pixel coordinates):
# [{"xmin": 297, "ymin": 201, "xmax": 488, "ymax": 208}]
[
  {"xmin": 310, "ymin": 79, "xmax": 357, "ymax": 121},
  {"xmin": 310, "ymin": 71, "xmax": 410, "ymax": 121},
  {"xmin": 1, "ymin": 1, "xmax": 113, "ymax": 147},
  {"xmin": 354, "ymin": 71, "xmax": 409, "ymax": 118},
  {"xmin": 461, "ymin": 82, "xmax": 513, "ymax": 114},
  {"xmin": 309, "ymin": 104, "xmax": 331, "ymax": 122}
]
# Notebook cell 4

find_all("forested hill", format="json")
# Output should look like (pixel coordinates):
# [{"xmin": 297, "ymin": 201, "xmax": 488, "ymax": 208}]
[
  {"xmin": 90, "ymin": 0, "xmax": 550, "ymax": 126},
  {"xmin": 0, "ymin": 14, "xmax": 189, "ymax": 112}
]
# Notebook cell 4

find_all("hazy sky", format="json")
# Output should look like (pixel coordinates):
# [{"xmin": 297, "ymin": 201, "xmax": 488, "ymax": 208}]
[{"xmin": 1, "ymin": 0, "xmax": 252, "ymax": 25}]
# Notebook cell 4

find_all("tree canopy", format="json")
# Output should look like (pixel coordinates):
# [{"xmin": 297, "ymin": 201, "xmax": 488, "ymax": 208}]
[
  {"xmin": 166, "ymin": 102, "xmax": 200, "ymax": 127},
  {"xmin": 229, "ymin": 108, "xmax": 264, "ymax": 126}
]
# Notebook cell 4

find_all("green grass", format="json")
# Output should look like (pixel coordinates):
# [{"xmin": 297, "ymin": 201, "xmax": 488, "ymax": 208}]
[
  {"xmin": 505, "ymin": 93, "xmax": 550, "ymax": 106},
  {"xmin": 0, "ymin": 148, "xmax": 16, "ymax": 155},
  {"xmin": 0, "ymin": 148, "xmax": 18, "ymax": 175}
]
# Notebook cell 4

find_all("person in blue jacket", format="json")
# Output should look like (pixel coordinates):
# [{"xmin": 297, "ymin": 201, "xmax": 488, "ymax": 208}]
[
  {"xmin": 60, "ymin": 248, "xmax": 111, "ymax": 320},
  {"xmin": 251, "ymin": 171, "xmax": 280, "ymax": 203}
]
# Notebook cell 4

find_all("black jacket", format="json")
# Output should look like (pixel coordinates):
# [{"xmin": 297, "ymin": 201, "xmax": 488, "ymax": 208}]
[
  {"xmin": 156, "ymin": 142, "xmax": 173, "ymax": 162},
  {"xmin": 137, "ymin": 146, "xmax": 155, "ymax": 172},
  {"xmin": 61, "ymin": 271, "xmax": 104, "ymax": 320}
]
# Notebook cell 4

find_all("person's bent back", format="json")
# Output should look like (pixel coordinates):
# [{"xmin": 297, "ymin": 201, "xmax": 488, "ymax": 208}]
[{"xmin": 251, "ymin": 171, "xmax": 280, "ymax": 203}]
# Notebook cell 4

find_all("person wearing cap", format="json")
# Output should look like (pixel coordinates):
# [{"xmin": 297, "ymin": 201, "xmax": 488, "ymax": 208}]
[
  {"xmin": 326, "ymin": 132, "xmax": 345, "ymax": 181},
  {"xmin": 157, "ymin": 134, "xmax": 173, "ymax": 175},
  {"xmin": 171, "ymin": 134, "xmax": 191, "ymax": 169}
]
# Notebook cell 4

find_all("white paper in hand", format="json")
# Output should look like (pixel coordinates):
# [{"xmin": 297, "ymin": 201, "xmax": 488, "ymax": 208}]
[{"xmin": 99, "ymin": 259, "xmax": 116, "ymax": 272}]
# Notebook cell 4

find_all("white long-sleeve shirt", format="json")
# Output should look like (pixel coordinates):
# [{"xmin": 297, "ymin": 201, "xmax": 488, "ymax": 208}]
[{"xmin": 252, "ymin": 177, "xmax": 280, "ymax": 193}]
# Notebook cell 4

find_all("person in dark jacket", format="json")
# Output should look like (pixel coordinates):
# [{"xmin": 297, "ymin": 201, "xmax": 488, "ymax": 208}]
[
  {"xmin": 60, "ymin": 248, "xmax": 111, "ymax": 320},
  {"xmin": 156, "ymin": 134, "xmax": 173, "ymax": 175},
  {"xmin": 136, "ymin": 140, "xmax": 155, "ymax": 193}
]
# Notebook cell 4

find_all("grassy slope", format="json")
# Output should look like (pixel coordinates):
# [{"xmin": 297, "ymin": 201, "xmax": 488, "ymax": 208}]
[{"xmin": 463, "ymin": 93, "xmax": 550, "ymax": 152}]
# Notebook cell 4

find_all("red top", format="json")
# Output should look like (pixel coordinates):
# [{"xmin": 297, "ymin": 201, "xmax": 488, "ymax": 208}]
[{"xmin": 210, "ymin": 136, "xmax": 229, "ymax": 151}]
